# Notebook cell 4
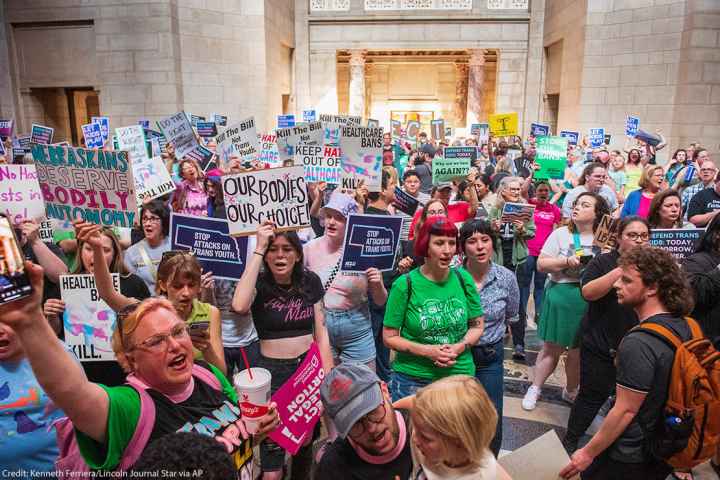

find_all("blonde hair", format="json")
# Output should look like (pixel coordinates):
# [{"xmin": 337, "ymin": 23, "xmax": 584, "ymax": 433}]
[
  {"xmin": 638, "ymin": 164, "xmax": 664, "ymax": 190},
  {"xmin": 412, "ymin": 375, "xmax": 497, "ymax": 472},
  {"xmin": 112, "ymin": 297, "xmax": 178, "ymax": 373}
]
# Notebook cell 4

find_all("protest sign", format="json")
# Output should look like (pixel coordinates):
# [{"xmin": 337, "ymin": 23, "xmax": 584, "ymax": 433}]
[
  {"xmin": 593, "ymin": 214, "xmax": 619, "ymax": 251},
  {"xmin": 189, "ymin": 114, "xmax": 205, "ymax": 127},
  {"xmin": 170, "ymin": 214, "xmax": 249, "ymax": 281},
  {"xmin": 560, "ymin": 130, "xmax": 579, "ymax": 145},
  {"xmin": 82, "ymin": 123, "xmax": 104, "ymax": 149},
  {"xmin": 277, "ymin": 114, "xmax": 296, "ymax": 128},
  {"xmin": 276, "ymin": 122, "xmax": 323, "ymax": 164},
  {"xmin": 258, "ymin": 133, "xmax": 281, "ymax": 168},
  {"xmin": 185, "ymin": 144, "xmax": 216, "ymax": 172},
  {"xmin": 18, "ymin": 135, "xmax": 31, "ymax": 153},
  {"xmin": 215, "ymin": 117, "xmax": 259, "ymax": 166},
  {"xmin": 30, "ymin": 124, "xmax": 54, "ymax": 145},
  {"xmin": 434, "ymin": 147, "xmax": 474, "ymax": 182},
  {"xmin": 338, "ymin": 126, "xmax": 383, "ymax": 192},
  {"xmin": 303, "ymin": 110, "xmax": 316, "ymax": 123},
  {"xmin": 39, "ymin": 220, "xmax": 53, "ymax": 242},
  {"xmin": 530, "ymin": 123, "xmax": 550, "ymax": 137},
  {"xmin": 296, "ymin": 145, "xmax": 341, "ymax": 184},
  {"xmin": 157, "ymin": 111, "xmax": 198, "ymax": 159},
  {"xmin": 268, "ymin": 342, "xmax": 325, "ymax": 455},
  {"xmin": 61, "ymin": 273, "xmax": 120, "ymax": 362},
  {"xmin": 367, "ymin": 119, "xmax": 380, "ymax": 128},
  {"xmin": 589, "ymin": 128, "xmax": 605, "ymax": 148},
  {"xmin": 13, "ymin": 147, "xmax": 24, "ymax": 159},
  {"xmin": 534, "ymin": 136, "xmax": 568, "ymax": 180},
  {"xmin": 31, "ymin": 143, "xmax": 137, "ymax": 228},
  {"xmin": 625, "ymin": 116, "xmax": 639, "ymax": 137},
  {"xmin": 391, "ymin": 120, "xmax": 402, "ymax": 142},
  {"xmin": 222, "ymin": 166, "xmax": 310, "ymax": 236},
  {"xmin": 116, "ymin": 125, "xmax": 149, "ymax": 163},
  {"xmin": 91, "ymin": 116, "xmax": 110, "ymax": 144},
  {"xmin": 444, "ymin": 126, "xmax": 453, "ymax": 138},
  {"xmin": 392, "ymin": 186, "xmax": 420, "ymax": 217},
  {"xmin": 132, "ymin": 155, "xmax": 175, "ymax": 204},
  {"xmin": 137, "ymin": 119, "xmax": 150, "ymax": 130},
  {"xmin": 489, "ymin": 113, "xmax": 518, "ymax": 137},
  {"xmin": 0, "ymin": 164, "xmax": 46, "ymax": 224},
  {"xmin": 650, "ymin": 228, "xmax": 703, "ymax": 262},
  {"xmin": 499, "ymin": 430, "xmax": 570, "ymax": 480},
  {"xmin": 501, "ymin": 202, "xmax": 535, "ymax": 223},
  {"xmin": 212, "ymin": 114, "xmax": 227, "ymax": 126},
  {"xmin": 406, "ymin": 121, "xmax": 420, "ymax": 144},
  {"xmin": 196, "ymin": 121, "xmax": 218, "ymax": 138},
  {"xmin": 318, "ymin": 114, "xmax": 361, "ymax": 126},
  {"xmin": 340, "ymin": 214, "xmax": 402, "ymax": 273},
  {"xmin": 431, "ymin": 119, "xmax": 445, "ymax": 141},
  {"xmin": 0, "ymin": 119, "xmax": 13, "ymax": 138},
  {"xmin": 0, "ymin": 140, "xmax": 4, "ymax": 156}
]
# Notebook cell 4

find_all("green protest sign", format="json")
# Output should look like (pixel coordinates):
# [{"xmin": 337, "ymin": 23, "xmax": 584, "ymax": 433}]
[
  {"xmin": 433, "ymin": 148, "xmax": 472, "ymax": 183},
  {"xmin": 535, "ymin": 136, "xmax": 567, "ymax": 180}
]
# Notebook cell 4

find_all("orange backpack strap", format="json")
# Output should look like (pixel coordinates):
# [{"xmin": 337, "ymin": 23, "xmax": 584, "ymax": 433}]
[
  {"xmin": 684, "ymin": 316, "xmax": 704, "ymax": 340},
  {"xmin": 636, "ymin": 322, "xmax": 683, "ymax": 350}
]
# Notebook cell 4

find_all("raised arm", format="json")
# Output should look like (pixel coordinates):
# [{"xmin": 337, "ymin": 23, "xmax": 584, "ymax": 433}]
[
  {"xmin": 20, "ymin": 220, "xmax": 68, "ymax": 283},
  {"xmin": 232, "ymin": 222, "xmax": 273, "ymax": 314}
]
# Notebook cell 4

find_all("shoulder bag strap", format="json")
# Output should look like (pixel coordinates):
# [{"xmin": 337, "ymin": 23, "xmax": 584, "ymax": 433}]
[
  {"xmin": 137, "ymin": 245, "xmax": 158, "ymax": 282},
  {"xmin": 118, "ymin": 383, "xmax": 156, "ymax": 470},
  {"xmin": 323, "ymin": 256, "xmax": 343, "ymax": 292}
]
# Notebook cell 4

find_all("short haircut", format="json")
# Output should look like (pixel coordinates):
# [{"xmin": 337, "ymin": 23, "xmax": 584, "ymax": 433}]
[
  {"xmin": 403, "ymin": 169, "xmax": 420, "ymax": 182},
  {"xmin": 459, "ymin": 219, "xmax": 498, "ymax": 256},
  {"xmin": 140, "ymin": 200, "xmax": 171, "ymax": 237},
  {"xmin": 616, "ymin": 215, "xmax": 650, "ymax": 243},
  {"xmin": 414, "ymin": 215, "xmax": 458, "ymax": 258}
]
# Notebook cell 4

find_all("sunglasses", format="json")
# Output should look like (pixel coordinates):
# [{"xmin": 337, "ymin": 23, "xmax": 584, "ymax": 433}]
[
  {"xmin": 116, "ymin": 302, "xmax": 141, "ymax": 350},
  {"xmin": 160, "ymin": 250, "xmax": 195, "ymax": 265}
]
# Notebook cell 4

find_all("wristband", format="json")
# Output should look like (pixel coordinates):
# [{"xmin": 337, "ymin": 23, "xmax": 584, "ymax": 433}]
[{"xmin": 253, "ymin": 251, "xmax": 265, "ymax": 257}]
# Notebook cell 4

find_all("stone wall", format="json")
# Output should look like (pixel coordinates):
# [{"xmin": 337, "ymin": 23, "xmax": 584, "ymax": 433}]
[{"xmin": 0, "ymin": 1, "xmax": 15, "ymax": 121}]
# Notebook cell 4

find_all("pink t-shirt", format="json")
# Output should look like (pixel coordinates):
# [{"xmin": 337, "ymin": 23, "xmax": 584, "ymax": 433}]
[
  {"xmin": 637, "ymin": 192, "xmax": 653, "ymax": 218},
  {"xmin": 526, "ymin": 199, "xmax": 562, "ymax": 257},
  {"xmin": 303, "ymin": 236, "xmax": 369, "ymax": 310}
]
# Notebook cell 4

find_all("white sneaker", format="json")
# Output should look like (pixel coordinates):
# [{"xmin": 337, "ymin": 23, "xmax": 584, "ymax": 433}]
[
  {"xmin": 562, "ymin": 387, "xmax": 578, "ymax": 404},
  {"xmin": 522, "ymin": 385, "xmax": 541, "ymax": 411}
]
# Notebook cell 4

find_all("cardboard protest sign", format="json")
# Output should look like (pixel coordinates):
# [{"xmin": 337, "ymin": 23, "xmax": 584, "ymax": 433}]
[
  {"xmin": 593, "ymin": 214, "xmax": 619, "ymax": 252},
  {"xmin": 501, "ymin": 202, "xmax": 535, "ymax": 223},
  {"xmin": 268, "ymin": 342, "xmax": 325, "ymax": 455},
  {"xmin": 277, "ymin": 114, "xmax": 295, "ymax": 128},
  {"xmin": 213, "ymin": 114, "xmax": 227, "ymax": 126},
  {"xmin": 170, "ymin": 213, "xmax": 249, "ymax": 281},
  {"xmin": 392, "ymin": 186, "xmax": 420, "ymax": 217},
  {"xmin": 222, "ymin": 166, "xmax": 310, "ymax": 236},
  {"xmin": 0, "ymin": 165, "xmax": 46, "ymax": 224},
  {"xmin": 499, "ymin": 430, "xmax": 570, "ymax": 480},
  {"xmin": 303, "ymin": 110, "xmax": 316, "ymax": 123},
  {"xmin": 530, "ymin": 123, "xmax": 550, "ymax": 137},
  {"xmin": 61, "ymin": 273, "xmax": 120, "ymax": 362},
  {"xmin": 534, "ymin": 136, "xmax": 568, "ymax": 180},
  {"xmin": 31, "ymin": 143, "xmax": 137, "ymax": 228},
  {"xmin": 91, "ymin": 116, "xmax": 110, "ymax": 144},
  {"xmin": 625, "ymin": 116, "xmax": 639, "ymax": 137},
  {"xmin": 258, "ymin": 133, "xmax": 280, "ymax": 168},
  {"xmin": 276, "ymin": 122, "xmax": 323, "ymax": 164},
  {"xmin": 0, "ymin": 119, "xmax": 14, "ymax": 138},
  {"xmin": 215, "ymin": 117, "xmax": 259, "ymax": 166},
  {"xmin": 340, "ymin": 214, "xmax": 402, "ymax": 272},
  {"xmin": 589, "ymin": 128, "xmax": 605, "ymax": 148},
  {"xmin": 489, "ymin": 113, "xmax": 518, "ymax": 137},
  {"xmin": 116, "ymin": 125, "xmax": 149, "ymax": 163},
  {"xmin": 296, "ymin": 144, "xmax": 341, "ymax": 184},
  {"xmin": 431, "ymin": 119, "xmax": 445, "ymax": 141},
  {"xmin": 132, "ymin": 155, "xmax": 175, "ymax": 203},
  {"xmin": 157, "ymin": 111, "xmax": 198, "ymax": 159},
  {"xmin": 560, "ymin": 130, "xmax": 579, "ymax": 145},
  {"xmin": 339, "ymin": 126, "xmax": 383, "ymax": 192},
  {"xmin": 196, "ymin": 121, "xmax": 218, "ymax": 138},
  {"xmin": 82, "ymin": 123, "xmax": 104, "ymax": 149},
  {"xmin": 30, "ymin": 124, "xmax": 54, "ymax": 145},
  {"xmin": 650, "ymin": 228, "xmax": 703, "ymax": 262},
  {"xmin": 434, "ymin": 147, "xmax": 474, "ymax": 182}
]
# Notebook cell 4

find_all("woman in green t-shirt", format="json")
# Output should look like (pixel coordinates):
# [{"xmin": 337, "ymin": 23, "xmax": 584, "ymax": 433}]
[{"xmin": 383, "ymin": 216, "xmax": 484, "ymax": 401}]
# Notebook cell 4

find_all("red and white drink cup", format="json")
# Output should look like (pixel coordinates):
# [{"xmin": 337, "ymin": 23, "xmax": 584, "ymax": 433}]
[{"xmin": 234, "ymin": 367, "xmax": 271, "ymax": 434}]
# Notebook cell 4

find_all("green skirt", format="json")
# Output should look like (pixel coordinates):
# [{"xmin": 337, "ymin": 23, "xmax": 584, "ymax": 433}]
[{"xmin": 537, "ymin": 281, "xmax": 587, "ymax": 348}]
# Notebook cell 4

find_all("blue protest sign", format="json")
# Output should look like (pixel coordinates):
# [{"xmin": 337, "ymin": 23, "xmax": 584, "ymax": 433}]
[
  {"xmin": 530, "ymin": 123, "xmax": 550, "ymax": 137},
  {"xmin": 91, "ymin": 116, "xmax": 110, "ymax": 144},
  {"xmin": 30, "ymin": 124, "xmax": 54, "ymax": 145},
  {"xmin": 649, "ymin": 228, "xmax": 703, "ymax": 263},
  {"xmin": 185, "ymin": 144, "xmax": 216, "ymax": 172},
  {"xmin": 560, "ymin": 130, "xmax": 579, "ymax": 145},
  {"xmin": 170, "ymin": 214, "xmax": 249, "ymax": 281},
  {"xmin": 17, "ymin": 135, "xmax": 31, "ymax": 152},
  {"xmin": 277, "ymin": 115, "xmax": 296, "ymax": 128},
  {"xmin": 82, "ymin": 122, "xmax": 104, "ymax": 149},
  {"xmin": 196, "ymin": 121, "xmax": 218, "ymax": 138},
  {"xmin": 625, "ymin": 116, "xmax": 639, "ymax": 137},
  {"xmin": 392, "ymin": 187, "xmax": 420, "ymax": 217},
  {"xmin": 302, "ymin": 110, "xmax": 316, "ymax": 123},
  {"xmin": 138, "ymin": 119, "xmax": 150, "ymax": 130},
  {"xmin": 589, "ymin": 128, "xmax": 605, "ymax": 148},
  {"xmin": 189, "ymin": 114, "xmax": 205, "ymax": 127},
  {"xmin": 213, "ymin": 114, "xmax": 228, "ymax": 126},
  {"xmin": 340, "ymin": 214, "xmax": 403, "ymax": 273}
]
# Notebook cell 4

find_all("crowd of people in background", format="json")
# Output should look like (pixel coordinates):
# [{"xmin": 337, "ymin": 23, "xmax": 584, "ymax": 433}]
[{"xmin": 0, "ymin": 124, "xmax": 719, "ymax": 480}]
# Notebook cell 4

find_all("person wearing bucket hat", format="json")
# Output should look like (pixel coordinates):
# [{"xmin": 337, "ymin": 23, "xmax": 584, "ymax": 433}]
[
  {"xmin": 315, "ymin": 363, "xmax": 413, "ymax": 480},
  {"xmin": 304, "ymin": 192, "xmax": 388, "ymax": 369}
]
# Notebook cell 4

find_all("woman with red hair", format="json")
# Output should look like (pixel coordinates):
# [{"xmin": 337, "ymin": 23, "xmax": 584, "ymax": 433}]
[{"xmin": 382, "ymin": 216, "xmax": 485, "ymax": 401}]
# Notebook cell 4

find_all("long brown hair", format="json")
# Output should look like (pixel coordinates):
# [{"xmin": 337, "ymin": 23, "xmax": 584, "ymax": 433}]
[
  {"xmin": 647, "ymin": 189, "xmax": 683, "ymax": 229},
  {"xmin": 73, "ymin": 227, "xmax": 128, "ymax": 275}
]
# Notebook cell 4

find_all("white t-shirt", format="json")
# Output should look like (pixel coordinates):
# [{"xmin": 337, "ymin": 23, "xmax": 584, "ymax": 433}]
[
  {"xmin": 124, "ymin": 236, "xmax": 171, "ymax": 294},
  {"xmin": 539, "ymin": 226, "xmax": 595, "ymax": 284},
  {"xmin": 416, "ymin": 450, "xmax": 497, "ymax": 480}
]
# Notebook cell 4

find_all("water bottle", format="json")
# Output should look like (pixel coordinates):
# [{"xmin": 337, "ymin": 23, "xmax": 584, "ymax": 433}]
[{"xmin": 684, "ymin": 165, "xmax": 696, "ymax": 183}]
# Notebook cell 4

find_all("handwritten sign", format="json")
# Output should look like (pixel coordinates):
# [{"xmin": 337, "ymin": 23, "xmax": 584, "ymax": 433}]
[
  {"xmin": 157, "ymin": 111, "xmax": 198, "ymax": 159},
  {"xmin": 391, "ymin": 120, "xmax": 402, "ymax": 143},
  {"xmin": 0, "ymin": 165, "xmax": 45, "ymax": 224},
  {"xmin": 116, "ymin": 125, "xmax": 149, "ymax": 163},
  {"xmin": 30, "ymin": 124, "xmax": 54, "ymax": 145},
  {"xmin": 296, "ymin": 144, "xmax": 341, "ymax": 184},
  {"xmin": 535, "ymin": 136, "xmax": 568, "ymax": 180},
  {"xmin": 61, "ymin": 274, "xmax": 120, "ymax": 362},
  {"xmin": 276, "ymin": 122, "xmax": 323, "ymax": 164},
  {"xmin": 649, "ymin": 228, "xmax": 703, "ymax": 262},
  {"xmin": 489, "ymin": 113, "xmax": 518, "ymax": 137},
  {"xmin": 392, "ymin": 187, "xmax": 420, "ymax": 217},
  {"xmin": 268, "ymin": 342, "xmax": 325, "ymax": 455},
  {"xmin": 593, "ymin": 214, "xmax": 619, "ymax": 251},
  {"xmin": 560, "ymin": 130, "xmax": 579, "ymax": 145},
  {"xmin": 132, "ymin": 155, "xmax": 175, "ymax": 204},
  {"xmin": 222, "ymin": 166, "xmax": 310, "ymax": 236},
  {"xmin": 339, "ymin": 126, "xmax": 383, "ymax": 192},
  {"xmin": 31, "ymin": 144, "xmax": 136, "ymax": 228},
  {"xmin": 340, "ymin": 214, "xmax": 402, "ymax": 272},
  {"xmin": 216, "ymin": 117, "xmax": 259, "ymax": 166},
  {"xmin": 431, "ymin": 119, "xmax": 445, "ymax": 141},
  {"xmin": 625, "ymin": 116, "xmax": 639, "ymax": 137},
  {"xmin": 170, "ymin": 214, "xmax": 249, "ymax": 281},
  {"xmin": 589, "ymin": 128, "xmax": 605, "ymax": 148},
  {"xmin": 434, "ymin": 147, "xmax": 474, "ymax": 182},
  {"xmin": 258, "ymin": 133, "xmax": 280, "ymax": 168},
  {"xmin": 530, "ymin": 123, "xmax": 550, "ymax": 137}
]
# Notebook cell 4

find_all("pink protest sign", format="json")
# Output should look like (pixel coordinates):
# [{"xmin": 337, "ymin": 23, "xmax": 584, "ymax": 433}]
[{"xmin": 268, "ymin": 342, "xmax": 325, "ymax": 455}]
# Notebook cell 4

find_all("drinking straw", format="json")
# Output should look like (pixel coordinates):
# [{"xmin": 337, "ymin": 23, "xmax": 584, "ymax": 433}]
[{"xmin": 241, "ymin": 346, "xmax": 253, "ymax": 380}]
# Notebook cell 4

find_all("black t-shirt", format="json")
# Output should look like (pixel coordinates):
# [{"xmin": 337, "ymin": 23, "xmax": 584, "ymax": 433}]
[
  {"xmin": 251, "ymin": 271, "xmax": 324, "ymax": 340},
  {"xmin": 610, "ymin": 314, "xmax": 691, "ymax": 462},
  {"xmin": 315, "ymin": 410, "xmax": 413, "ymax": 480},
  {"xmin": 687, "ymin": 187, "xmax": 720, "ymax": 219},
  {"xmin": 580, "ymin": 251, "xmax": 639, "ymax": 360}
]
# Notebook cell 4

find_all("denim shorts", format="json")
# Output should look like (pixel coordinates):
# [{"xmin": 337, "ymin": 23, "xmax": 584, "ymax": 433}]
[
  {"xmin": 389, "ymin": 371, "xmax": 433, "ymax": 402},
  {"xmin": 324, "ymin": 304, "xmax": 375, "ymax": 364}
]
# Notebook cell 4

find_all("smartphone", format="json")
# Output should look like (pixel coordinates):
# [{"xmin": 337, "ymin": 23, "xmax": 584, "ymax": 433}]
[
  {"xmin": 189, "ymin": 321, "xmax": 210, "ymax": 332},
  {"xmin": 0, "ymin": 214, "xmax": 32, "ymax": 304}
]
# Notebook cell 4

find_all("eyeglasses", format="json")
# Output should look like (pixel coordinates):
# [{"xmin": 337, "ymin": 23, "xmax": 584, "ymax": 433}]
[
  {"xmin": 349, "ymin": 401, "xmax": 387, "ymax": 439},
  {"xmin": 624, "ymin": 232, "xmax": 650, "ymax": 241},
  {"xmin": 161, "ymin": 250, "xmax": 194, "ymax": 264},
  {"xmin": 142, "ymin": 215, "xmax": 162, "ymax": 224},
  {"xmin": 130, "ymin": 323, "xmax": 189, "ymax": 352}
]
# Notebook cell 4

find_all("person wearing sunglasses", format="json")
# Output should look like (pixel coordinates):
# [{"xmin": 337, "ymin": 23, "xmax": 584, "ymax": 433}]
[
  {"xmin": 75, "ymin": 220, "xmax": 226, "ymax": 375},
  {"xmin": 0, "ymin": 268, "xmax": 279, "ymax": 475}
]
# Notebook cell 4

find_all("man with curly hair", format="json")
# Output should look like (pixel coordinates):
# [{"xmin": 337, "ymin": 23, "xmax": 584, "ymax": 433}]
[{"xmin": 560, "ymin": 246, "xmax": 695, "ymax": 480}]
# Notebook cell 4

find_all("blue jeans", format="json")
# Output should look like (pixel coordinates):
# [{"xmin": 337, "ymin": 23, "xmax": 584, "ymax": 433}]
[
  {"xmin": 515, "ymin": 255, "xmax": 547, "ymax": 348},
  {"xmin": 370, "ymin": 300, "xmax": 391, "ymax": 382},
  {"xmin": 223, "ymin": 340, "xmax": 260, "ymax": 380},
  {"xmin": 324, "ymin": 304, "xmax": 375, "ymax": 364},
  {"xmin": 472, "ymin": 340, "xmax": 505, "ymax": 456},
  {"xmin": 389, "ymin": 371, "xmax": 433, "ymax": 402}
]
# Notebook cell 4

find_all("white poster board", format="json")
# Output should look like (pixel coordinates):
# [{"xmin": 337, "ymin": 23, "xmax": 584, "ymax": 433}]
[{"xmin": 0, "ymin": 164, "xmax": 46, "ymax": 224}]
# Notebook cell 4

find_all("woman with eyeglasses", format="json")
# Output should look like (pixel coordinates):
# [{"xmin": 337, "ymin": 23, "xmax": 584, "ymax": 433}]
[
  {"xmin": 620, "ymin": 165, "xmax": 666, "ymax": 219},
  {"xmin": 43, "ymin": 227, "xmax": 151, "ymax": 386},
  {"xmin": 0, "ymin": 272, "xmax": 279, "ymax": 475},
  {"xmin": 562, "ymin": 216, "xmax": 650, "ymax": 454},
  {"xmin": 124, "ymin": 201, "xmax": 172, "ymax": 294},
  {"xmin": 232, "ymin": 221, "xmax": 332, "ymax": 480},
  {"xmin": 75, "ymin": 221, "xmax": 227, "ymax": 375}
]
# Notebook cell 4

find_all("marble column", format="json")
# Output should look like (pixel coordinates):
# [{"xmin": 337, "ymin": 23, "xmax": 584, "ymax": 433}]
[
  {"xmin": 466, "ymin": 49, "xmax": 485, "ymax": 127},
  {"xmin": 454, "ymin": 62, "xmax": 469, "ymax": 127},
  {"xmin": 348, "ymin": 50, "xmax": 366, "ymax": 117}
]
